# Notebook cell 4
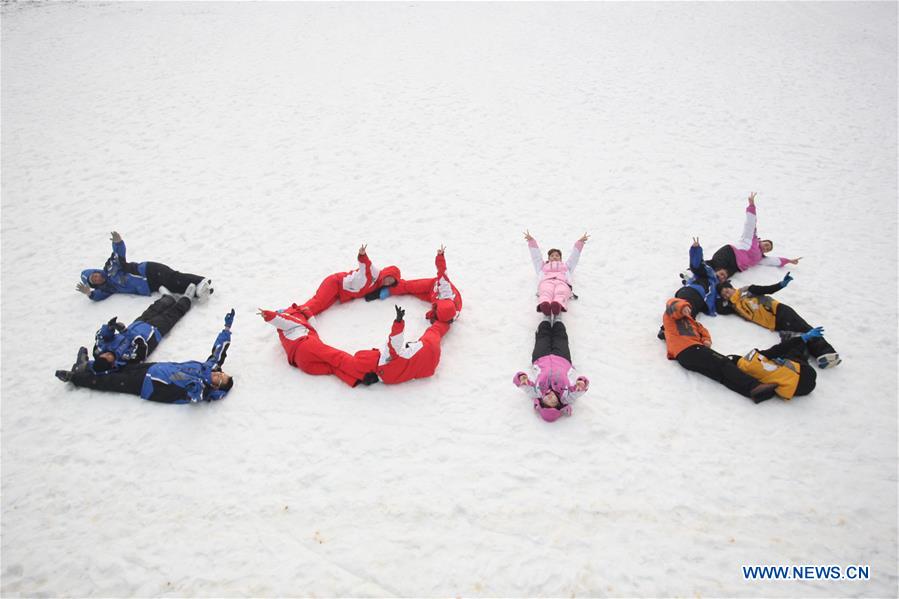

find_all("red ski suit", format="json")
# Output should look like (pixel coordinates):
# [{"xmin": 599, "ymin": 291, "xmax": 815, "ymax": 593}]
[
  {"xmin": 389, "ymin": 252, "xmax": 462, "ymax": 323},
  {"xmin": 301, "ymin": 252, "xmax": 401, "ymax": 316},
  {"xmin": 261, "ymin": 307, "xmax": 378, "ymax": 387},
  {"xmin": 376, "ymin": 319, "xmax": 450, "ymax": 384}
]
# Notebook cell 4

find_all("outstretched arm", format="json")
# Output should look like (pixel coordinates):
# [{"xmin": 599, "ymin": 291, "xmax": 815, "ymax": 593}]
[
  {"xmin": 110, "ymin": 231, "xmax": 126, "ymax": 260},
  {"xmin": 564, "ymin": 376, "xmax": 589, "ymax": 404},
  {"xmin": 566, "ymin": 233, "xmax": 588, "ymax": 273},
  {"xmin": 759, "ymin": 255, "xmax": 801, "ymax": 267},
  {"xmin": 204, "ymin": 310, "xmax": 234, "ymax": 369},
  {"xmin": 344, "ymin": 244, "xmax": 374, "ymax": 293},
  {"xmin": 387, "ymin": 306, "xmax": 406, "ymax": 360},
  {"xmin": 525, "ymin": 230, "xmax": 543, "ymax": 274},
  {"xmin": 688, "ymin": 237, "xmax": 705, "ymax": 274},
  {"xmin": 435, "ymin": 245, "xmax": 447, "ymax": 278},
  {"xmin": 513, "ymin": 372, "xmax": 540, "ymax": 400},
  {"xmin": 736, "ymin": 193, "xmax": 758, "ymax": 249}
]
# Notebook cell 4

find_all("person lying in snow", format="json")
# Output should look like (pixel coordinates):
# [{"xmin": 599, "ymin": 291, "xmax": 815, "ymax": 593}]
[
  {"xmin": 372, "ymin": 305, "xmax": 451, "ymax": 384},
  {"xmin": 662, "ymin": 297, "xmax": 777, "ymax": 403},
  {"xmin": 258, "ymin": 305, "xmax": 380, "ymax": 388},
  {"xmin": 727, "ymin": 332, "xmax": 822, "ymax": 402},
  {"xmin": 88, "ymin": 291, "xmax": 193, "ymax": 374},
  {"xmin": 513, "ymin": 319, "xmax": 589, "ymax": 422},
  {"xmin": 77, "ymin": 231, "xmax": 212, "ymax": 302},
  {"xmin": 704, "ymin": 192, "xmax": 801, "ymax": 280},
  {"xmin": 376, "ymin": 245, "xmax": 463, "ymax": 323},
  {"xmin": 717, "ymin": 273, "xmax": 840, "ymax": 369},
  {"xmin": 296, "ymin": 244, "xmax": 401, "ymax": 316},
  {"xmin": 657, "ymin": 237, "xmax": 720, "ymax": 340},
  {"xmin": 55, "ymin": 310, "xmax": 235, "ymax": 404},
  {"xmin": 523, "ymin": 230, "xmax": 589, "ymax": 316}
]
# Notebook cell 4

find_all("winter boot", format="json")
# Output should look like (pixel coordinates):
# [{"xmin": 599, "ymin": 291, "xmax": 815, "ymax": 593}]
[
  {"xmin": 73, "ymin": 347, "xmax": 89, "ymax": 374},
  {"xmin": 750, "ymin": 382, "xmax": 777, "ymax": 404},
  {"xmin": 55, "ymin": 369, "xmax": 72, "ymax": 382},
  {"xmin": 657, "ymin": 325, "xmax": 666, "ymax": 340},
  {"xmin": 196, "ymin": 278, "xmax": 213, "ymax": 301},
  {"xmin": 817, "ymin": 353, "xmax": 841, "ymax": 369}
]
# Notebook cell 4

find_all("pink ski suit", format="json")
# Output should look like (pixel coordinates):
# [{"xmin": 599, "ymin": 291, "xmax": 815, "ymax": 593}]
[
  {"xmin": 513, "ymin": 357, "xmax": 589, "ymax": 422},
  {"xmin": 528, "ymin": 238, "xmax": 585, "ymax": 311},
  {"xmin": 732, "ymin": 203, "xmax": 791, "ymax": 271}
]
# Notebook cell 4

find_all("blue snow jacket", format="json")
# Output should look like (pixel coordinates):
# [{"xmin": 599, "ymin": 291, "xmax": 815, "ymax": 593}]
[
  {"xmin": 93, "ymin": 319, "xmax": 161, "ymax": 370},
  {"xmin": 139, "ymin": 328, "xmax": 232, "ymax": 403},
  {"xmin": 684, "ymin": 245, "xmax": 718, "ymax": 316},
  {"xmin": 81, "ymin": 239, "xmax": 151, "ymax": 301}
]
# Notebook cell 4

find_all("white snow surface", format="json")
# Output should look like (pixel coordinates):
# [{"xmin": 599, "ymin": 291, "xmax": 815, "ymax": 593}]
[{"xmin": 2, "ymin": 2, "xmax": 897, "ymax": 597}]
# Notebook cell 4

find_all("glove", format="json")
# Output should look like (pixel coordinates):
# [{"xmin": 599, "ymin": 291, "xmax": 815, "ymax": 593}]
[
  {"xmin": 800, "ymin": 326, "xmax": 824, "ymax": 342},
  {"xmin": 364, "ymin": 289, "xmax": 381, "ymax": 301},
  {"xmin": 224, "ymin": 309, "xmax": 235, "ymax": 329},
  {"xmin": 780, "ymin": 272, "xmax": 793, "ymax": 288},
  {"xmin": 110, "ymin": 231, "xmax": 122, "ymax": 243},
  {"xmin": 394, "ymin": 305, "xmax": 405, "ymax": 322},
  {"xmin": 107, "ymin": 317, "xmax": 127, "ymax": 333},
  {"xmin": 76, "ymin": 282, "xmax": 92, "ymax": 296},
  {"xmin": 359, "ymin": 372, "xmax": 380, "ymax": 386}
]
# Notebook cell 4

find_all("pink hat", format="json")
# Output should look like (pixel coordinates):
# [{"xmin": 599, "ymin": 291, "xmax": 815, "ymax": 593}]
[{"xmin": 537, "ymin": 406, "xmax": 564, "ymax": 422}]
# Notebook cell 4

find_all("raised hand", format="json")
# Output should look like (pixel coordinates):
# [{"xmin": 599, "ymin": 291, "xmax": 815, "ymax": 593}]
[
  {"xmin": 110, "ymin": 231, "xmax": 122, "ymax": 243},
  {"xmin": 437, "ymin": 244, "xmax": 445, "ymax": 255},
  {"xmin": 76, "ymin": 282, "xmax": 91, "ymax": 296},
  {"xmin": 579, "ymin": 232, "xmax": 590, "ymax": 243},
  {"xmin": 786, "ymin": 257, "xmax": 802, "ymax": 265},
  {"xmin": 224, "ymin": 308, "xmax": 235, "ymax": 329},
  {"xmin": 394, "ymin": 305, "xmax": 405, "ymax": 322},
  {"xmin": 692, "ymin": 236, "xmax": 700, "ymax": 247},
  {"xmin": 780, "ymin": 272, "xmax": 793, "ymax": 287},
  {"xmin": 748, "ymin": 192, "xmax": 757, "ymax": 206},
  {"xmin": 523, "ymin": 230, "xmax": 534, "ymax": 242},
  {"xmin": 518, "ymin": 374, "xmax": 529, "ymax": 385},
  {"xmin": 358, "ymin": 244, "xmax": 367, "ymax": 256}
]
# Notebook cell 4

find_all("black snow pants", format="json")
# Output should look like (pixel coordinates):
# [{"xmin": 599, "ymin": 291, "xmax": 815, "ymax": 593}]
[
  {"xmin": 774, "ymin": 304, "xmax": 836, "ymax": 358},
  {"xmin": 144, "ymin": 261, "xmax": 204, "ymax": 295},
  {"xmin": 71, "ymin": 363, "xmax": 152, "ymax": 396},
  {"xmin": 676, "ymin": 345, "xmax": 760, "ymax": 398},
  {"xmin": 134, "ymin": 295, "xmax": 192, "ymax": 358},
  {"xmin": 532, "ymin": 320, "xmax": 572, "ymax": 363}
]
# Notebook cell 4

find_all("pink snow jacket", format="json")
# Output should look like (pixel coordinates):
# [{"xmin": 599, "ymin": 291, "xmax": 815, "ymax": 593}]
[
  {"xmin": 528, "ymin": 239, "xmax": 585, "ymax": 287},
  {"xmin": 731, "ymin": 203, "xmax": 790, "ymax": 271},
  {"xmin": 514, "ymin": 357, "xmax": 589, "ymax": 422}
]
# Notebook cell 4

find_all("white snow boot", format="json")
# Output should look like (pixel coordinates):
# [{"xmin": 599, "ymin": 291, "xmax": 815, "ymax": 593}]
[
  {"xmin": 196, "ymin": 278, "xmax": 213, "ymax": 302},
  {"xmin": 817, "ymin": 353, "xmax": 841, "ymax": 369}
]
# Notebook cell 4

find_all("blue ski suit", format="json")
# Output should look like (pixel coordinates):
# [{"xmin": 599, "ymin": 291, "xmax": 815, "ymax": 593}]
[{"xmin": 81, "ymin": 239, "xmax": 151, "ymax": 301}]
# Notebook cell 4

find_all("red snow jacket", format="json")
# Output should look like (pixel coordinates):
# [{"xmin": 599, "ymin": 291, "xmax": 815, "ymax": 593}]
[
  {"xmin": 376, "ymin": 320, "xmax": 450, "ymax": 384},
  {"xmin": 389, "ymin": 252, "xmax": 462, "ymax": 322},
  {"xmin": 301, "ymin": 253, "xmax": 402, "ymax": 315}
]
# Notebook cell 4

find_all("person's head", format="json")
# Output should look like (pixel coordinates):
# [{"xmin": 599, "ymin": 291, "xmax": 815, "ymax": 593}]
[
  {"xmin": 210, "ymin": 370, "xmax": 233, "ymax": 391},
  {"xmin": 719, "ymin": 281, "xmax": 735, "ymax": 301},
  {"xmin": 92, "ymin": 352, "xmax": 116, "ymax": 372},
  {"xmin": 81, "ymin": 269, "xmax": 107, "ymax": 287},
  {"xmin": 681, "ymin": 304, "xmax": 692, "ymax": 318},
  {"xmin": 760, "ymin": 239, "xmax": 774, "ymax": 253},
  {"xmin": 715, "ymin": 268, "xmax": 728, "ymax": 283},
  {"xmin": 434, "ymin": 299, "xmax": 457, "ymax": 323},
  {"xmin": 547, "ymin": 249, "xmax": 562, "ymax": 262},
  {"xmin": 540, "ymin": 390, "xmax": 559, "ymax": 408},
  {"xmin": 378, "ymin": 265, "xmax": 401, "ymax": 287}
]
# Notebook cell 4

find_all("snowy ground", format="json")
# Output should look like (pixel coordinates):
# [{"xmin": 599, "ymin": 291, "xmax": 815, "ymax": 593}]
[{"xmin": 2, "ymin": 2, "xmax": 897, "ymax": 597}]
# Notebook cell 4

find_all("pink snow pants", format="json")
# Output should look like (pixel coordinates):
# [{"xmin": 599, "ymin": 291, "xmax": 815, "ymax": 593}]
[{"xmin": 537, "ymin": 278, "xmax": 571, "ymax": 310}]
